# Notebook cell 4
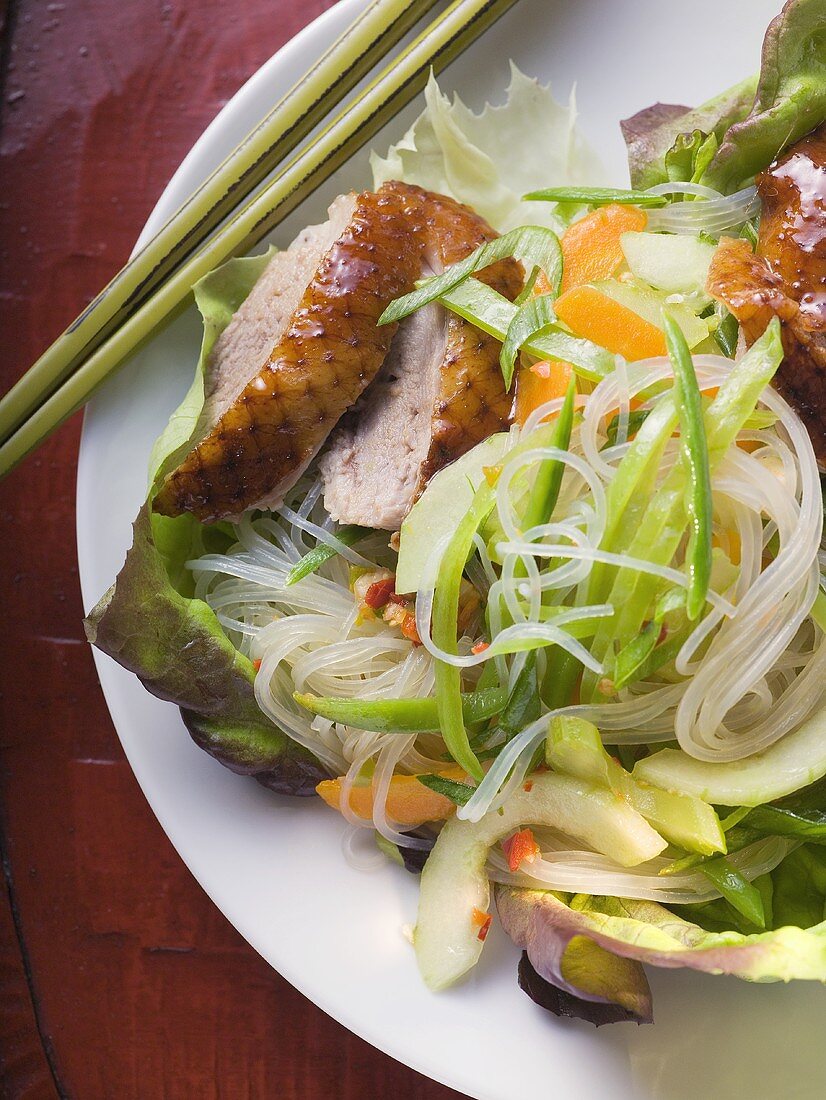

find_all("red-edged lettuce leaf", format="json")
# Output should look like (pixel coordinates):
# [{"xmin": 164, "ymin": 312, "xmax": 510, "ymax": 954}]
[
  {"xmin": 497, "ymin": 887, "xmax": 826, "ymax": 991},
  {"xmin": 497, "ymin": 887, "xmax": 652, "ymax": 1024},
  {"xmin": 707, "ymin": 0, "xmax": 826, "ymax": 192},
  {"xmin": 85, "ymin": 506, "xmax": 326, "ymax": 795},
  {"xmin": 85, "ymin": 248, "xmax": 327, "ymax": 795},
  {"xmin": 622, "ymin": 0, "xmax": 826, "ymax": 193},
  {"xmin": 621, "ymin": 81, "xmax": 756, "ymax": 191}
]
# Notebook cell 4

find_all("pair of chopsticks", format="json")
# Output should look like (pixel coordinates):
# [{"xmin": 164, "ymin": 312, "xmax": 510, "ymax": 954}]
[{"xmin": 0, "ymin": 0, "xmax": 521, "ymax": 478}]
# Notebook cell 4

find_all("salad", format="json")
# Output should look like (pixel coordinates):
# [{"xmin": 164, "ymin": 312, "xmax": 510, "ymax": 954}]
[{"xmin": 87, "ymin": 0, "xmax": 826, "ymax": 1025}]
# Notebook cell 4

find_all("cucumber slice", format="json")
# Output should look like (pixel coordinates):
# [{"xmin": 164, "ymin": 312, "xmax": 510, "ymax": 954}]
[
  {"xmin": 414, "ymin": 772, "xmax": 666, "ymax": 990},
  {"xmin": 620, "ymin": 231, "xmax": 716, "ymax": 300},
  {"xmin": 546, "ymin": 716, "xmax": 724, "ymax": 854},
  {"xmin": 595, "ymin": 278, "xmax": 709, "ymax": 348},
  {"xmin": 395, "ymin": 433, "xmax": 508, "ymax": 595},
  {"xmin": 634, "ymin": 702, "xmax": 826, "ymax": 806}
]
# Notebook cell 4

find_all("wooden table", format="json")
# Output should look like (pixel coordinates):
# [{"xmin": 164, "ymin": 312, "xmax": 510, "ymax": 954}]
[{"xmin": 0, "ymin": 2, "xmax": 461, "ymax": 1095}]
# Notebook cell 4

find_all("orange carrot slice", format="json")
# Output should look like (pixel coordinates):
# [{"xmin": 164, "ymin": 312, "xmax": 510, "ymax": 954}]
[
  {"xmin": 513, "ymin": 359, "xmax": 573, "ymax": 426},
  {"xmin": 316, "ymin": 764, "xmax": 469, "ymax": 826},
  {"xmin": 554, "ymin": 285, "xmax": 667, "ymax": 361},
  {"xmin": 560, "ymin": 203, "xmax": 647, "ymax": 294}
]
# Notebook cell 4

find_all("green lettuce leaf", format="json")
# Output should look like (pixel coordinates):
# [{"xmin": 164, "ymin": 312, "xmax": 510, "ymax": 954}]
[
  {"xmin": 705, "ymin": 0, "xmax": 826, "ymax": 192},
  {"xmin": 85, "ymin": 251, "xmax": 327, "ymax": 795},
  {"xmin": 497, "ymin": 885, "xmax": 826, "ymax": 990},
  {"xmin": 620, "ymin": 79, "xmax": 757, "ymax": 191},
  {"xmin": 622, "ymin": 0, "xmax": 826, "ymax": 193},
  {"xmin": 371, "ymin": 64, "xmax": 602, "ymax": 233}
]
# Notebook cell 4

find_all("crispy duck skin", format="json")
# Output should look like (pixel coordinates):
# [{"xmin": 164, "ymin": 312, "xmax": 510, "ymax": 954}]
[
  {"xmin": 707, "ymin": 123, "xmax": 826, "ymax": 462},
  {"xmin": 416, "ymin": 190, "xmax": 523, "ymax": 489},
  {"xmin": 153, "ymin": 182, "xmax": 429, "ymax": 522}
]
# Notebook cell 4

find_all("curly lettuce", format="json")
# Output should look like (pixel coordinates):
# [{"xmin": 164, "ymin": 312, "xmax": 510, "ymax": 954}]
[
  {"xmin": 371, "ymin": 64, "xmax": 602, "ymax": 233},
  {"xmin": 85, "ymin": 252, "xmax": 327, "ymax": 795}
]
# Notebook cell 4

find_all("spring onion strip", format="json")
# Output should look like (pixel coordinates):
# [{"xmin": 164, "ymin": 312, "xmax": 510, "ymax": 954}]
[
  {"xmin": 294, "ymin": 686, "xmax": 506, "ymax": 732},
  {"xmin": 439, "ymin": 278, "xmax": 614, "ymax": 381},
  {"xmin": 514, "ymin": 377, "xmax": 576, "ymax": 580},
  {"xmin": 431, "ymin": 485, "xmax": 496, "ymax": 780},
  {"xmin": 523, "ymin": 186, "xmax": 668, "ymax": 208},
  {"xmin": 379, "ymin": 226, "xmax": 563, "ymax": 326},
  {"xmin": 500, "ymin": 294, "xmax": 558, "ymax": 388},
  {"xmin": 285, "ymin": 525, "xmax": 368, "ymax": 586},
  {"xmin": 698, "ymin": 857, "xmax": 766, "ymax": 927},
  {"xmin": 663, "ymin": 312, "xmax": 712, "ymax": 620}
]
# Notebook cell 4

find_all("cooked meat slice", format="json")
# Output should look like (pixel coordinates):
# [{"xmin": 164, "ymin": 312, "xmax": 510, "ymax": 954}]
[
  {"xmin": 200, "ymin": 195, "xmax": 358, "ymax": 433},
  {"xmin": 153, "ymin": 182, "xmax": 428, "ymax": 522},
  {"xmin": 320, "ymin": 192, "xmax": 522, "ymax": 531},
  {"xmin": 707, "ymin": 123, "xmax": 826, "ymax": 463}
]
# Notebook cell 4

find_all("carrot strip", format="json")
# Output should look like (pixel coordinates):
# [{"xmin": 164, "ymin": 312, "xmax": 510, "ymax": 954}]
[
  {"xmin": 554, "ymin": 285, "xmax": 667, "ymax": 361},
  {"xmin": 317, "ymin": 764, "xmax": 469, "ymax": 826},
  {"xmin": 560, "ymin": 203, "xmax": 647, "ymax": 293}
]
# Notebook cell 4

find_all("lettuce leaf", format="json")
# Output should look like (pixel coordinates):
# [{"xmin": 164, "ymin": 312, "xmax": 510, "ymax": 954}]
[
  {"xmin": 371, "ymin": 64, "xmax": 602, "ymax": 233},
  {"xmin": 622, "ymin": 0, "xmax": 826, "ymax": 193},
  {"xmin": 621, "ymin": 79, "xmax": 757, "ymax": 191},
  {"xmin": 706, "ymin": 0, "xmax": 826, "ymax": 192},
  {"xmin": 85, "ymin": 251, "xmax": 327, "ymax": 795},
  {"xmin": 497, "ymin": 886, "xmax": 826, "ymax": 993}
]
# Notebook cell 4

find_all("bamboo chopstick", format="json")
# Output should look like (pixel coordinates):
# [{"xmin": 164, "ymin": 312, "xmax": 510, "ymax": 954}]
[
  {"xmin": 0, "ymin": 0, "xmax": 521, "ymax": 479},
  {"xmin": 0, "ymin": 0, "xmax": 440, "ymax": 443}
]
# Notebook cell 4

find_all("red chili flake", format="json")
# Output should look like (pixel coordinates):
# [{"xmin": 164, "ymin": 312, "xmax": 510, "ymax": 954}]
[
  {"xmin": 252, "ymin": 658, "xmax": 262, "ymax": 672},
  {"xmin": 658, "ymin": 623, "xmax": 669, "ymax": 645},
  {"xmin": 401, "ymin": 612, "xmax": 422, "ymax": 647},
  {"xmin": 364, "ymin": 578, "xmax": 395, "ymax": 609},
  {"xmin": 502, "ymin": 828, "xmax": 540, "ymax": 872},
  {"xmin": 523, "ymin": 780, "xmax": 534, "ymax": 793},
  {"xmin": 471, "ymin": 907, "xmax": 492, "ymax": 941},
  {"xmin": 471, "ymin": 641, "xmax": 489, "ymax": 655}
]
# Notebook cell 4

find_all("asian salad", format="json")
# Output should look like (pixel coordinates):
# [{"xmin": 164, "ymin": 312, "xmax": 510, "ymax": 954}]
[{"xmin": 87, "ymin": 0, "xmax": 826, "ymax": 1024}]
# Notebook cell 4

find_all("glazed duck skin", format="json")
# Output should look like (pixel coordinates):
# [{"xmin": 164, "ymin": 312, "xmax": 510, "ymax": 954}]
[
  {"xmin": 707, "ymin": 123, "xmax": 826, "ymax": 462},
  {"xmin": 320, "ymin": 190, "xmax": 523, "ymax": 531},
  {"xmin": 153, "ymin": 182, "xmax": 428, "ymax": 522}
]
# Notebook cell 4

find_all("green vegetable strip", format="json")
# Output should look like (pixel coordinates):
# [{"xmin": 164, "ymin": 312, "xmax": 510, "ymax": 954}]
[
  {"xmin": 699, "ymin": 857, "xmax": 766, "ymax": 928},
  {"xmin": 439, "ymin": 278, "xmax": 614, "ymax": 381},
  {"xmin": 488, "ymin": 652, "xmax": 541, "ymax": 745},
  {"xmin": 612, "ymin": 622, "xmax": 660, "ymax": 691},
  {"xmin": 293, "ymin": 685, "xmax": 506, "ymax": 732},
  {"xmin": 742, "ymin": 805, "xmax": 826, "ymax": 843},
  {"xmin": 432, "ymin": 486, "xmax": 496, "ymax": 780},
  {"xmin": 714, "ymin": 309, "xmax": 739, "ymax": 358},
  {"xmin": 500, "ymin": 295, "xmax": 557, "ymax": 388},
  {"xmin": 542, "ymin": 649, "xmax": 581, "ymax": 710},
  {"xmin": 378, "ymin": 226, "xmax": 563, "ymax": 325},
  {"xmin": 523, "ymin": 186, "xmax": 668, "ymax": 208},
  {"xmin": 586, "ymin": 395, "xmax": 679, "ymax": 606},
  {"xmin": 284, "ymin": 525, "xmax": 368, "ymax": 586},
  {"xmin": 583, "ymin": 320, "xmax": 783, "ymax": 701},
  {"xmin": 417, "ymin": 773, "xmax": 476, "ymax": 805},
  {"xmin": 663, "ymin": 311, "xmax": 713, "ymax": 620},
  {"xmin": 521, "ymin": 375, "xmax": 576, "ymax": 533}
]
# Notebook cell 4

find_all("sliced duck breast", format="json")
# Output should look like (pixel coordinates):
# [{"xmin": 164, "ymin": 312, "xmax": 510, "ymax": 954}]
[
  {"xmin": 153, "ymin": 181, "xmax": 428, "ymax": 522},
  {"xmin": 320, "ymin": 191, "xmax": 523, "ymax": 531}
]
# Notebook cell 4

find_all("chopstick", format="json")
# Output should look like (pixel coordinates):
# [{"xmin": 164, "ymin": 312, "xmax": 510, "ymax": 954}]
[
  {"xmin": 0, "ymin": 0, "xmax": 521, "ymax": 479},
  {"xmin": 0, "ymin": 0, "xmax": 439, "ymax": 444}
]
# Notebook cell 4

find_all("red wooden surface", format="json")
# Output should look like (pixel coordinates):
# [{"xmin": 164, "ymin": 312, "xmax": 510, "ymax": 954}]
[{"xmin": 0, "ymin": 2, "xmax": 463, "ymax": 1096}]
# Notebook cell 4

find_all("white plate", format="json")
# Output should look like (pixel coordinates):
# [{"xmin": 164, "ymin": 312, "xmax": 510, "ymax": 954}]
[{"xmin": 77, "ymin": 2, "xmax": 826, "ymax": 1097}]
